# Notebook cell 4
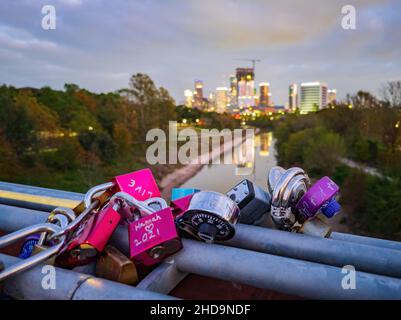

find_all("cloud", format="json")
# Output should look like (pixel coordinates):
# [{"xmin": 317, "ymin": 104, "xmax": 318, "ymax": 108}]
[{"xmin": 0, "ymin": 0, "xmax": 400, "ymax": 104}]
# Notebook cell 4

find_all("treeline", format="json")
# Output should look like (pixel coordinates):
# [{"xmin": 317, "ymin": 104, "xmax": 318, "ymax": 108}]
[
  {"xmin": 0, "ymin": 73, "xmax": 238, "ymax": 192},
  {"xmin": 274, "ymin": 86, "xmax": 401, "ymax": 240}
]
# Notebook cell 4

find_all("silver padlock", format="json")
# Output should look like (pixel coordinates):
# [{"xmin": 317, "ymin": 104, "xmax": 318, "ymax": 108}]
[
  {"xmin": 267, "ymin": 166, "xmax": 310, "ymax": 230},
  {"xmin": 177, "ymin": 191, "xmax": 240, "ymax": 243}
]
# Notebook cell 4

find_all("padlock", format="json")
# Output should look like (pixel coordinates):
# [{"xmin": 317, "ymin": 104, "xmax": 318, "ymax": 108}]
[
  {"xmin": 295, "ymin": 176, "xmax": 341, "ymax": 220},
  {"xmin": 72, "ymin": 168, "xmax": 161, "ymax": 218},
  {"xmin": 96, "ymin": 245, "xmax": 138, "ymax": 285},
  {"xmin": 110, "ymin": 192, "xmax": 182, "ymax": 266},
  {"xmin": 170, "ymin": 194, "xmax": 194, "ymax": 217},
  {"xmin": 128, "ymin": 206, "xmax": 182, "ymax": 266},
  {"xmin": 176, "ymin": 191, "xmax": 240, "ymax": 243},
  {"xmin": 226, "ymin": 179, "xmax": 271, "ymax": 225},
  {"xmin": 171, "ymin": 188, "xmax": 200, "ymax": 201},
  {"xmin": 111, "ymin": 168, "xmax": 160, "ymax": 201},
  {"xmin": 19, "ymin": 207, "xmax": 76, "ymax": 259},
  {"xmin": 56, "ymin": 200, "xmax": 122, "ymax": 267},
  {"xmin": 19, "ymin": 234, "xmax": 40, "ymax": 259},
  {"xmin": 267, "ymin": 166, "xmax": 310, "ymax": 230}
]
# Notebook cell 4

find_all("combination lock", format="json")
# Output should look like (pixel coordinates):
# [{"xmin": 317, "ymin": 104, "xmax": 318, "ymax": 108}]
[
  {"xmin": 226, "ymin": 179, "xmax": 271, "ymax": 225},
  {"xmin": 177, "ymin": 191, "xmax": 240, "ymax": 243}
]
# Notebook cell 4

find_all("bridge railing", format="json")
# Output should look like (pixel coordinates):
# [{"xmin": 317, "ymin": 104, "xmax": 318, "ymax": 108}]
[{"xmin": 0, "ymin": 182, "xmax": 401, "ymax": 300}]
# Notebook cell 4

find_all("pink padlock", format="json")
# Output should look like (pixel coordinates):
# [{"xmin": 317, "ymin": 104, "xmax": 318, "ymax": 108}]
[
  {"xmin": 56, "ymin": 203, "xmax": 121, "ymax": 267},
  {"xmin": 170, "ymin": 194, "xmax": 194, "ymax": 217},
  {"xmin": 128, "ymin": 207, "xmax": 182, "ymax": 266},
  {"xmin": 112, "ymin": 168, "xmax": 160, "ymax": 201}
]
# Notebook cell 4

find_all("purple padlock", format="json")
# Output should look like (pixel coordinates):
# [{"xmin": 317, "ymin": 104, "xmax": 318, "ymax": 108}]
[{"xmin": 295, "ymin": 176, "xmax": 341, "ymax": 219}]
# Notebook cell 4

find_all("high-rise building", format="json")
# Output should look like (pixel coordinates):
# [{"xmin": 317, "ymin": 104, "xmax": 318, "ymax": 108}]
[
  {"xmin": 289, "ymin": 84, "xmax": 298, "ymax": 110},
  {"xmin": 299, "ymin": 82, "xmax": 328, "ymax": 114},
  {"xmin": 184, "ymin": 89, "xmax": 193, "ymax": 108},
  {"xmin": 328, "ymin": 89, "xmax": 337, "ymax": 105},
  {"xmin": 193, "ymin": 80, "xmax": 204, "ymax": 109},
  {"xmin": 236, "ymin": 68, "xmax": 255, "ymax": 109},
  {"xmin": 207, "ymin": 92, "xmax": 215, "ymax": 111},
  {"xmin": 228, "ymin": 75, "xmax": 238, "ymax": 112},
  {"xmin": 259, "ymin": 82, "xmax": 270, "ymax": 108},
  {"xmin": 215, "ymin": 87, "xmax": 228, "ymax": 114}
]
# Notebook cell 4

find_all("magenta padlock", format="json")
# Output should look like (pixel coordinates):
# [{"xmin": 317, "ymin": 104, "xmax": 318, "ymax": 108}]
[
  {"xmin": 112, "ymin": 168, "xmax": 160, "ymax": 201},
  {"xmin": 56, "ymin": 202, "xmax": 121, "ymax": 267},
  {"xmin": 128, "ymin": 207, "xmax": 182, "ymax": 266},
  {"xmin": 296, "ymin": 176, "xmax": 341, "ymax": 219}
]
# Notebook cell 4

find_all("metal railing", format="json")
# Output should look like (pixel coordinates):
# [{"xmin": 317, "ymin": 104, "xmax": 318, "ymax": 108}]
[{"xmin": 0, "ymin": 183, "xmax": 401, "ymax": 300}]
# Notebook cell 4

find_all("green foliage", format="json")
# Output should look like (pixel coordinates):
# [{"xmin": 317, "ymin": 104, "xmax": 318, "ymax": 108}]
[
  {"xmin": 278, "ymin": 126, "xmax": 345, "ymax": 176},
  {"xmin": 78, "ymin": 130, "xmax": 117, "ymax": 163},
  {"xmin": 341, "ymin": 170, "xmax": 401, "ymax": 240},
  {"xmin": 0, "ymin": 74, "xmax": 236, "ymax": 192}
]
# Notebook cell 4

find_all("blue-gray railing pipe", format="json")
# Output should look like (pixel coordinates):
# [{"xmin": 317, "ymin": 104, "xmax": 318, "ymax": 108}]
[
  {"xmin": 0, "ymin": 253, "xmax": 177, "ymax": 300},
  {"xmin": 1, "ymin": 205, "xmax": 401, "ymax": 299},
  {"xmin": 1, "ymin": 181, "xmax": 401, "ymax": 251},
  {"xmin": 222, "ymin": 224, "xmax": 401, "ymax": 279},
  {"xmin": 173, "ymin": 240, "xmax": 401, "ymax": 300},
  {"xmin": 2, "ymin": 204, "xmax": 401, "ymax": 279},
  {"xmin": 331, "ymin": 232, "xmax": 401, "ymax": 251},
  {"xmin": 108, "ymin": 225, "xmax": 401, "ymax": 300}
]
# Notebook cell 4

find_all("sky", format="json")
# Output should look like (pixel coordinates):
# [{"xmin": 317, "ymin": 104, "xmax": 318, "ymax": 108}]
[{"xmin": 0, "ymin": 0, "xmax": 400, "ymax": 106}]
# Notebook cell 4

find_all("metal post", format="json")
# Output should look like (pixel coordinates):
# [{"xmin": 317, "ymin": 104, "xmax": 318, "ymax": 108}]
[{"xmin": 0, "ymin": 253, "xmax": 177, "ymax": 300}]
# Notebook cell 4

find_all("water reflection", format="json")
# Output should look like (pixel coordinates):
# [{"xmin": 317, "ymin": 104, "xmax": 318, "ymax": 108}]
[{"xmin": 181, "ymin": 132, "xmax": 277, "ymax": 193}]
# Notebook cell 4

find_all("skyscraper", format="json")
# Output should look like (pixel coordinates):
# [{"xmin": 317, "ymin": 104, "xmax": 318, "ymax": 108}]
[
  {"xmin": 299, "ymin": 82, "xmax": 328, "ymax": 114},
  {"xmin": 228, "ymin": 75, "xmax": 238, "ymax": 112},
  {"xmin": 259, "ymin": 82, "xmax": 270, "ymax": 108},
  {"xmin": 236, "ymin": 68, "xmax": 255, "ymax": 109},
  {"xmin": 328, "ymin": 89, "xmax": 337, "ymax": 105},
  {"xmin": 184, "ymin": 89, "xmax": 193, "ymax": 108},
  {"xmin": 215, "ymin": 87, "xmax": 228, "ymax": 114},
  {"xmin": 193, "ymin": 80, "xmax": 204, "ymax": 109},
  {"xmin": 289, "ymin": 83, "xmax": 298, "ymax": 110}
]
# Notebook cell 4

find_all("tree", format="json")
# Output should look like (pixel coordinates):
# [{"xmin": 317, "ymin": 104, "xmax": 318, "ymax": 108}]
[{"xmin": 380, "ymin": 81, "xmax": 401, "ymax": 108}]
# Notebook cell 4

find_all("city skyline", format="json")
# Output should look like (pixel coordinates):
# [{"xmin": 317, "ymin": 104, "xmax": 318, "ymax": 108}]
[{"xmin": 0, "ymin": 1, "xmax": 400, "ymax": 105}]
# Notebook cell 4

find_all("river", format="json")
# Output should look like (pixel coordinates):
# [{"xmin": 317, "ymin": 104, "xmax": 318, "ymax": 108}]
[{"xmin": 180, "ymin": 132, "xmax": 277, "ymax": 193}]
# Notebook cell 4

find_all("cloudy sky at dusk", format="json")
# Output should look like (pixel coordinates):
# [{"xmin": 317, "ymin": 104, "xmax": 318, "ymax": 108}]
[{"xmin": 0, "ymin": 0, "xmax": 400, "ymax": 105}]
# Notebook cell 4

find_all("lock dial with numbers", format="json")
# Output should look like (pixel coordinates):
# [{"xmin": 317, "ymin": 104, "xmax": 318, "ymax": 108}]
[{"xmin": 179, "ymin": 191, "xmax": 240, "ymax": 242}]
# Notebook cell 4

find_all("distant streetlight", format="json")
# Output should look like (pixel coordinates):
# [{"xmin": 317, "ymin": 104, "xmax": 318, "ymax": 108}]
[
  {"xmin": 395, "ymin": 121, "xmax": 400, "ymax": 129},
  {"xmin": 182, "ymin": 119, "xmax": 187, "ymax": 124},
  {"xmin": 88, "ymin": 126, "xmax": 93, "ymax": 131}
]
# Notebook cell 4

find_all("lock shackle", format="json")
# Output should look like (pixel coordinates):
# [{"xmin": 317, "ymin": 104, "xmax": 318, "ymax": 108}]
[
  {"xmin": 280, "ymin": 174, "xmax": 310, "ymax": 208},
  {"xmin": 49, "ymin": 207, "xmax": 76, "ymax": 223},
  {"xmin": 84, "ymin": 182, "xmax": 114, "ymax": 208},
  {"xmin": 271, "ymin": 167, "xmax": 305, "ymax": 207},
  {"xmin": 47, "ymin": 200, "xmax": 99, "ymax": 242},
  {"xmin": 110, "ymin": 192, "xmax": 163, "ymax": 216},
  {"xmin": 37, "ymin": 214, "xmax": 70, "ymax": 247},
  {"xmin": 0, "ymin": 223, "xmax": 65, "ymax": 281}
]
